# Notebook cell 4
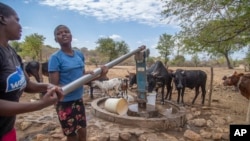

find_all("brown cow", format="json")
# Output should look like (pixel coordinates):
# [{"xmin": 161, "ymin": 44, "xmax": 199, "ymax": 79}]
[
  {"xmin": 223, "ymin": 71, "xmax": 250, "ymax": 100},
  {"xmin": 223, "ymin": 71, "xmax": 250, "ymax": 123}
]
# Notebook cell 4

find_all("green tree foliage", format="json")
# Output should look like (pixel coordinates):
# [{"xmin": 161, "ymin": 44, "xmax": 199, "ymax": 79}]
[
  {"xmin": 161, "ymin": 0, "xmax": 250, "ymax": 69},
  {"xmin": 162, "ymin": 0, "xmax": 250, "ymax": 42},
  {"xmin": 21, "ymin": 33, "xmax": 45, "ymax": 60},
  {"xmin": 147, "ymin": 57, "xmax": 155, "ymax": 67},
  {"xmin": 171, "ymin": 55, "xmax": 185, "ymax": 66},
  {"xmin": 156, "ymin": 33, "xmax": 174, "ymax": 66},
  {"xmin": 88, "ymin": 49, "xmax": 104, "ymax": 66},
  {"xmin": 96, "ymin": 38, "xmax": 129, "ymax": 62},
  {"xmin": 10, "ymin": 41, "xmax": 22, "ymax": 52},
  {"xmin": 244, "ymin": 48, "xmax": 250, "ymax": 65},
  {"xmin": 191, "ymin": 54, "xmax": 200, "ymax": 67}
]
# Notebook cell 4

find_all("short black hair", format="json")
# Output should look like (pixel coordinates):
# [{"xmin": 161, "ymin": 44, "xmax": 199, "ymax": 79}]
[
  {"xmin": 54, "ymin": 25, "xmax": 70, "ymax": 36},
  {"xmin": 0, "ymin": 2, "xmax": 16, "ymax": 17}
]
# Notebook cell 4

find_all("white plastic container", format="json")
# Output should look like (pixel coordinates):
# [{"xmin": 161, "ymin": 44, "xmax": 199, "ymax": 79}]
[
  {"xmin": 104, "ymin": 98, "xmax": 128, "ymax": 115},
  {"xmin": 147, "ymin": 91, "xmax": 156, "ymax": 106}
]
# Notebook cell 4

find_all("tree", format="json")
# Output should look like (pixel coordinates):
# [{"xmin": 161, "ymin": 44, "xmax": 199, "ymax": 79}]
[
  {"xmin": 21, "ymin": 33, "xmax": 45, "ymax": 60},
  {"xmin": 179, "ymin": 23, "xmax": 247, "ymax": 69},
  {"xmin": 161, "ymin": 0, "xmax": 250, "ymax": 43},
  {"xmin": 156, "ymin": 33, "xmax": 174, "ymax": 66},
  {"xmin": 96, "ymin": 38, "xmax": 129, "ymax": 62},
  {"xmin": 191, "ymin": 54, "xmax": 200, "ymax": 67},
  {"xmin": 161, "ymin": 0, "xmax": 250, "ymax": 68},
  {"xmin": 245, "ymin": 48, "xmax": 250, "ymax": 64},
  {"xmin": 171, "ymin": 55, "xmax": 185, "ymax": 66},
  {"xmin": 10, "ymin": 41, "xmax": 22, "ymax": 52}
]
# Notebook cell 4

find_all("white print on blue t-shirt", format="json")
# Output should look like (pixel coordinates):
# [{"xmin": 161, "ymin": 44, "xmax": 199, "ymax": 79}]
[{"xmin": 5, "ymin": 66, "xmax": 26, "ymax": 92}]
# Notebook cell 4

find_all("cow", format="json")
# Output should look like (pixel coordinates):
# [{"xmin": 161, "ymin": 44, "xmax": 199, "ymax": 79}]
[
  {"xmin": 129, "ymin": 61, "xmax": 173, "ymax": 104},
  {"xmin": 223, "ymin": 71, "xmax": 250, "ymax": 100},
  {"xmin": 223, "ymin": 71, "xmax": 250, "ymax": 123},
  {"xmin": 147, "ymin": 61, "xmax": 173, "ymax": 104},
  {"xmin": 24, "ymin": 61, "xmax": 48, "ymax": 82},
  {"xmin": 173, "ymin": 69, "xmax": 207, "ymax": 105},
  {"xmin": 24, "ymin": 61, "xmax": 40, "ymax": 82},
  {"xmin": 222, "ymin": 75, "xmax": 238, "ymax": 91}
]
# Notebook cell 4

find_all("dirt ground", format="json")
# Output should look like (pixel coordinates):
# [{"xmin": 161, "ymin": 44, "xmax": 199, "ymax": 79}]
[{"xmin": 15, "ymin": 65, "xmax": 249, "ymax": 141}]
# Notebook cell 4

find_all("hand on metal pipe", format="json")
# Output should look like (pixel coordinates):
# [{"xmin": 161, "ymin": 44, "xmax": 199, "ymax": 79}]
[{"xmin": 100, "ymin": 65, "xmax": 109, "ymax": 77}]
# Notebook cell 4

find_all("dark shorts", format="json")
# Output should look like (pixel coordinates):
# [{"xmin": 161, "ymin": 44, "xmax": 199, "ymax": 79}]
[{"xmin": 55, "ymin": 98, "xmax": 86, "ymax": 136}]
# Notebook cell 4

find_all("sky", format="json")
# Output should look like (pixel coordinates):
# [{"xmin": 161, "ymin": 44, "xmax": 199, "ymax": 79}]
[
  {"xmin": 2, "ymin": 0, "xmax": 246, "ymax": 60},
  {"xmin": 2, "ymin": 0, "xmax": 181, "ymax": 57}
]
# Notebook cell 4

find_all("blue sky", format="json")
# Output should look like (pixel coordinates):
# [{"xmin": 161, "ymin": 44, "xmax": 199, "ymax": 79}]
[
  {"xmin": 2, "ymin": 0, "xmax": 181, "ymax": 57},
  {"xmin": 2, "ymin": 0, "xmax": 246, "ymax": 60}
]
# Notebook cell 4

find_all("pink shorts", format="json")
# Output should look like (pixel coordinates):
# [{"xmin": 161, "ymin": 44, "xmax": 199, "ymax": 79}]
[{"xmin": 1, "ymin": 128, "xmax": 16, "ymax": 141}]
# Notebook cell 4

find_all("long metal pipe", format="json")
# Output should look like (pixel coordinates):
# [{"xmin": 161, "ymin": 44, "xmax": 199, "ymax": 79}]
[{"xmin": 62, "ymin": 45, "xmax": 146, "ymax": 95}]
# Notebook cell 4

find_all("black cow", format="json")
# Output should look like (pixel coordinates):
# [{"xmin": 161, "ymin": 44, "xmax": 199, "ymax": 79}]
[
  {"xmin": 24, "ymin": 61, "xmax": 40, "ymax": 82},
  {"xmin": 173, "ymin": 69, "xmax": 207, "ymax": 105},
  {"xmin": 24, "ymin": 61, "xmax": 48, "ymax": 82},
  {"xmin": 129, "ymin": 61, "xmax": 173, "ymax": 104},
  {"xmin": 148, "ymin": 61, "xmax": 173, "ymax": 104}
]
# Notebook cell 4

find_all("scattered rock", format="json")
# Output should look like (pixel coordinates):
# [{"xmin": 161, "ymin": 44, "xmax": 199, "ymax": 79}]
[{"xmin": 184, "ymin": 129, "xmax": 202, "ymax": 141}]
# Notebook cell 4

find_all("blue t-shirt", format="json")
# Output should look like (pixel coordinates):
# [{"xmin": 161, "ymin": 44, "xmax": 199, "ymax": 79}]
[{"xmin": 48, "ymin": 50, "xmax": 85, "ymax": 102}]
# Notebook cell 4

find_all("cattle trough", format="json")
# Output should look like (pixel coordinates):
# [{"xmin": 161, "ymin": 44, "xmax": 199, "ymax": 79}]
[{"xmin": 91, "ymin": 97, "xmax": 186, "ymax": 130}]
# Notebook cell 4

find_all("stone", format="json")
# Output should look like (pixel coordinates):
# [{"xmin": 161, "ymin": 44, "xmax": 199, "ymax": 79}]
[
  {"xmin": 212, "ymin": 133, "xmax": 222, "ymax": 140},
  {"xmin": 20, "ymin": 121, "xmax": 32, "ymax": 130},
  {"xmin": 36, "ymin": 134, "xmax": 49, "ymax": 141},
  {"xmin": 184, "ymin": 129, "xmax": 202, "ymax": 141},
  {"xmin": 192, "ymin": 118, "xmax": 206, "ymax": 127},
  {"xmin": 110, "ymin": 133, "xmax": 119, "ymax": 141},
  {"xmin": 119, "ymin": 132, "xmax": 131, "ymax": 140},
  {"xmin": 206, "ymin": 119, "xmax": 214, "ymax": 127}
]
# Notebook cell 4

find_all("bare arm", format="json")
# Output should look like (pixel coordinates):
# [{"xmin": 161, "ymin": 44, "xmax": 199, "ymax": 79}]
[
  {"xmin": 90, "ymin": 65, "xmax": 109, "ymax": 81},
  {"xmin": 49, "ymin": 71, "xmax": 60, "ymax": 85},
  {"xmin": 23, "ymin": 70, "xmax": 51, "ymax": 93},
  {"xmin": 0, "ymin": 87, "xmax": 61, "ymax": 116},
  {"xmin": 24, "ymin": 79, "xmax": 52, "ymax": 93}
]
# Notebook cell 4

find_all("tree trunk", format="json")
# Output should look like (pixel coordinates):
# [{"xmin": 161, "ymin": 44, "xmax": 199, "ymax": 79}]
[
  {"xmin": 164, "ymin": 59, "xmax": 168, "ymax": 67},
  {"xmin": 224, "ymin": 54, "xmax": 233, "ymax": 69}
]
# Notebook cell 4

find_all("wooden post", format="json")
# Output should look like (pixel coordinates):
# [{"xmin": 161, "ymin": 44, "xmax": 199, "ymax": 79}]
[
  {"xmin": 208, "ymin": 67, "xmax": 213, "ymax": 106},
  {"xmin": 39, "ymin": 48, "xmax": 43, "ymax": 82}
]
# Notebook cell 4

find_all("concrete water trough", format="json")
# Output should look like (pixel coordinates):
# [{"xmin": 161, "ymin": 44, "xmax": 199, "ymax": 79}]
[{"xmin": 91, "ymin": 97, "xmax": 187, "ymax": 131}]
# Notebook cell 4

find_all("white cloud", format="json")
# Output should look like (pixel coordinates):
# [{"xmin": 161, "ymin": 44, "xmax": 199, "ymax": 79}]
[
  {"xmin": 23, "ymin": 0, "xmax": 33, "ymax": 4},
  {"xmin": 97, "ymin": 34, "xmax": 121, "ymax": 40},
  {"xmin": 72, "ymin": 38, "xmax": 78, "ymax": 41},
  {"xmin": 22, "ymin": 26, "xmax": 32, "ymax": 29},
  {"xmin": 38, "ymin": 0, "xmax": 173, "ymax": 26},
  {"xmin": 109, "ymin": 34, "xmax": 121, "ymax": 40}
]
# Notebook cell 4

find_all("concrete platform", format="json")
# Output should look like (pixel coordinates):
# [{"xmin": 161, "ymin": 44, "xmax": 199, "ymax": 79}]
[{"xmin": 91, "ymin": 97, "xmax": 187, "ymax": 131}]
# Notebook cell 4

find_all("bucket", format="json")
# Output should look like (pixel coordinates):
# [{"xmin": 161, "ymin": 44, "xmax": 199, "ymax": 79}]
[
  {"xmin": 147, "ymin": 91, "xmax": 156, "ymax": 106},
  {"xmin": 104, "ymin": 98, "xmax": 128, "ymax": 115}
]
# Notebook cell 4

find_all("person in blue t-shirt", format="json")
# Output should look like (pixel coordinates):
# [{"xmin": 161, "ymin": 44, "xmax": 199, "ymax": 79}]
[
  {"xmin": 0, "ymin": 2, "xmax": 64, "ymax": 141},
  {"xmin": 48, "ymin": 25, "xmax": 108, "ymax": 141}
]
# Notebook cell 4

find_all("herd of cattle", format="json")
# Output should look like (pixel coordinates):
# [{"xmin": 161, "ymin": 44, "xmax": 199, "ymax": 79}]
[{"xmin": 23, "ymin": 60, "xmax": 250, "ymax": 106}]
